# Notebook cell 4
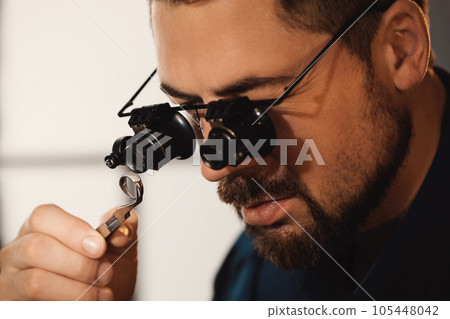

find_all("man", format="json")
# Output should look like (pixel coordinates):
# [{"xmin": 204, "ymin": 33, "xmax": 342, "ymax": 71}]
[{"xmin": 0, "ymin": 0, "xmax": 448, "ymax": 300}]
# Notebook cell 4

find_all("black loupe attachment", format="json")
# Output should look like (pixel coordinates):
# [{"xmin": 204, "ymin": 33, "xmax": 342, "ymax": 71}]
[
  {"xmin": 199, "ymin": 97, "xmax": 276, "ymax": 170},
  {"xmin": 105, "ymin": 103, "xmax": 195, "ymax": 173}
]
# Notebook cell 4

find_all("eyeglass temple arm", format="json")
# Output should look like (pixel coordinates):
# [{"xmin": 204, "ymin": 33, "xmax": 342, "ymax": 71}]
[
  {"xmin": 118, "ymin": 68, "xmax": 158, "ymax": 117},
  {"xmin": 273, "ymin": 0, "xmax": 379, "ymax": 106},
  {"xmin": 117, "ymin": 0, "xmax": 378, "ymax": 116}
]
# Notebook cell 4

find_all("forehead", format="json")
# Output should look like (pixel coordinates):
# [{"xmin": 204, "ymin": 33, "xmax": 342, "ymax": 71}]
[{"xmin": 151, "ymin": 0, "xmax": 325, "ymax": 98}]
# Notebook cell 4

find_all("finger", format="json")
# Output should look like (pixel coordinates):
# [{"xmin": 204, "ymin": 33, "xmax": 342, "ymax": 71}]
[
  {"xmin": 5, "ymin": 233, "xmax": 113, "ymax": 286},
  {"xmin": 19, "ymin": 204, "xmax": 106, "ymax": 258},
  {"xmin": 12, "ymin": 268, "xmax": 114, "ymax": 301},
  {"xmin": 107, "ymin": 210, "xmax": 138, "ymax": 249}
]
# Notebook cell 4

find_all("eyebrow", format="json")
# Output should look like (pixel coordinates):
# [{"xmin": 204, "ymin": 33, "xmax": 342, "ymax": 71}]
[{"xmin": 160, "ymin": 75, "xmax": 295, "ymax": 102}]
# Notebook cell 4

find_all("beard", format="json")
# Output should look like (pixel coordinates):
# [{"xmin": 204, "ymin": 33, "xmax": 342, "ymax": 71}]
[{"xmin": 217, "ymin": 67, "xmax": 413, "ymax": 271}]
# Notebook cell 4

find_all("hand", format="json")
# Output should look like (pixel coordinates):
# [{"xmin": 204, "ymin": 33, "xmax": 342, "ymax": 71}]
[{"xmin": 0, "ymin": 204, "xmax": 138, "ymax": 300}]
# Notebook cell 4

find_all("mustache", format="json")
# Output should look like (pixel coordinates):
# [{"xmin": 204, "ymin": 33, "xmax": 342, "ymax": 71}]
[{"xmin": 217, "ymin": 168, "xmax": 304, "ymax": 208}]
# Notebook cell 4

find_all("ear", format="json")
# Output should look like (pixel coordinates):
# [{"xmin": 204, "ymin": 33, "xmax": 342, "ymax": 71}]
[{"xmin": 378, "ymin": 0, "xmax": 431, "ymax": 91}]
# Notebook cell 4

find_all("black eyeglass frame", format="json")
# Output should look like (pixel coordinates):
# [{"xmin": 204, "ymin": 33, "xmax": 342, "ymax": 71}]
[{"xmin": 117, "ymin": 0, "xmax": 379, "ymax": 119}]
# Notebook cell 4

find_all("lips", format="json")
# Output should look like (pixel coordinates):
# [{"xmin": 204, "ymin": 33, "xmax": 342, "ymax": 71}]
[{"xmin": 241, "ymin": 197, "xmax": 294, "ymax": 226}]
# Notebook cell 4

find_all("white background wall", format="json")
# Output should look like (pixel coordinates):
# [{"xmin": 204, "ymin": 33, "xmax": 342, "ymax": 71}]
[
  {"xmin": 0, "ymin": 0, "xmax": 448, "ymax": 301},
  {"xmin": 0, "ymin": 0, "xmax": 242, "ymax": 300},
  {"xmin": 429, "ymin": 1, "xmax": 450, "ymax": 71}
]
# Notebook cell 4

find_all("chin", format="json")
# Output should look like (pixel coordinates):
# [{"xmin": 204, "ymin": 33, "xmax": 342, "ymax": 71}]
[{"xmin": 245, "ymin": 220, "xmax": 324, "ymax": 271}]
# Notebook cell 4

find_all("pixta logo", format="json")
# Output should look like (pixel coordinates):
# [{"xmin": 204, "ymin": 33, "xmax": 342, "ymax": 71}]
[
  {"xmin": 194, "ymin": 138, "xmax": 325, "ymax": 166},
  {"xmin": 123, "ymin": 131, "xmax": 326, "ymax": 175}
]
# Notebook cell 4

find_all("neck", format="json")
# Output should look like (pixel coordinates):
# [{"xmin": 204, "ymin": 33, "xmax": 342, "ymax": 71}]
[
  {"xmin": 359, "ymin": 68, "xmax": 447, "ymax": 234},
  {"xmin": 351, "ymin": 71, "xmax": 446, "ymax": 280}
]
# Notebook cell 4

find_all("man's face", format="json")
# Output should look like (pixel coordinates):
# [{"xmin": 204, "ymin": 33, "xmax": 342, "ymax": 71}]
[{"xmin": 152, "ymin": 0, "xmax": 412, "ymax": 270}]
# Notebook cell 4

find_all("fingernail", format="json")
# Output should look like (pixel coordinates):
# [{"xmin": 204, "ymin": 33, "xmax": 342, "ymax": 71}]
[
  {"xmin": 98, "ymin": 288, "xmax": 114, "ymax": 301},
  {"xmin": 82, "ymin": 236, "xmax": 103, "ymax": 256},
  {"xmin": 97, "ymin": 262, "xmax": 113, "ymax": 286}
]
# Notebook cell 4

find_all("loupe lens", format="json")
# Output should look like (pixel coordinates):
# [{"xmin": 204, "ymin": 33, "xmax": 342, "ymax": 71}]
[
  {"xmin": 200, "ymin": 127, "xmax": 245, "ymax": 170},
  {"xmin": 200, "ymin": 140, "xmax": 228, "ymax": 170},
  {"xmin": 124, "ymin": 130, "xmax": 166, "ymax": 173}
]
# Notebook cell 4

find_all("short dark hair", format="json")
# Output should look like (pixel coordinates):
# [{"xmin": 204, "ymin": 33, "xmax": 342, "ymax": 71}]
[
  {"xmin": 150, "ymin": 0, "xmax": 430, "ymax": 67},
  {"xmin": 276, "ymin": 0, "xmax": 428, "ymax": 66}
]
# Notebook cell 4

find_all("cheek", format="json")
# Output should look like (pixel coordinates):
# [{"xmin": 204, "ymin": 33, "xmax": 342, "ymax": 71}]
[
  {"xmin": 268, "ymin": 106, "xmax": 355, "ymax": 168},
  {"xmin": 267, "ymin": 91, "xmax": 383, "ymax": 210}
]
